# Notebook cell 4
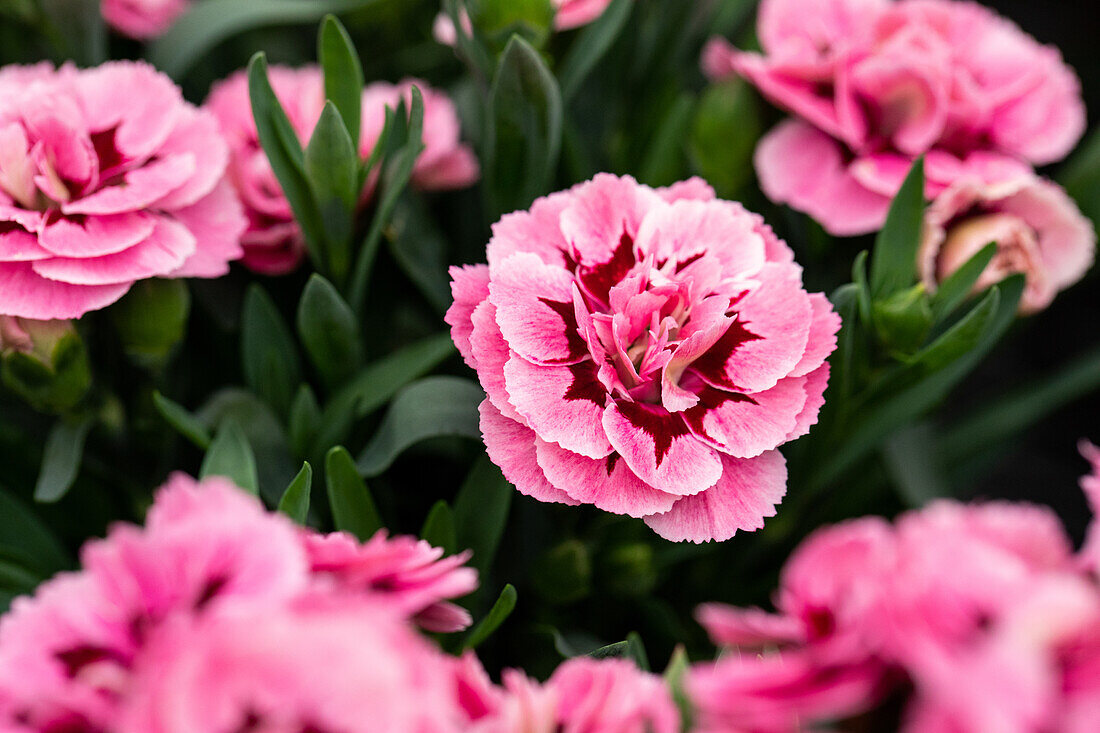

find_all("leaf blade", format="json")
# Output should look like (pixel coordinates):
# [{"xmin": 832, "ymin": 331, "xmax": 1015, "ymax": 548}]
[{"xmin": 325, "ymin": 446, "xmax": 383, "ymax": 540}]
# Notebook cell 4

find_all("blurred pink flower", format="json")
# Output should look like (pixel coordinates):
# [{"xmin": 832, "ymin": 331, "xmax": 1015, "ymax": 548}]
[
  {"xmin": 433, "ymin": 0, "xmax": 621, "ymax": 45},
  {"xmin": 204, "ymin": 67, "xmax": 477, "ymax": 275},
  {"xmin": 117, "ymin": 599, "xmax": 465, "ymax": 733},
  {"xmin": 101, "ymin": 0, "xmax": 189, "ymax": 39},
  {"xmin": 302, "ymin": 529, "xmax": 478, "ymax": 632},
  {"xmin": 0, "ymin": 61, "xmax": 245, "ymax": 320},
  {"xmin": 460, "ymin": 656, "xmax": 678, "ymax": 733},
  {"xmin": 447, "ymin": 174, "xmax": 839, "ymax": 542},
  {"xmin": 704, "ymin": 0, "xmax": 1086, "ymax": 235},
  {"xmin": 918, "ymin": 174, "xmax": 1095, "ymax": 313}
]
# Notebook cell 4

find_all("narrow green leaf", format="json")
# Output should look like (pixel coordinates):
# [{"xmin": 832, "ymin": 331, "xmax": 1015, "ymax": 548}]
[
  {"xmin": 420, "ymin": 500, "xmax": 457, "ymax": 555},
  {"xmin": 325, "ymin": 446, "xmax": 382, "ymax": 540},
  {"xmin": 289, "ymin": 385, "xmax": 322, "ymax": 459},
  {"xmin": 463, "ymin": 584, "xmax": 517, "ymax": 650},
  {"xmin": 312, "ymin": 333, "xmax": 456, "ymax": 457},
  {"xmin": 349, "ymin": 88, "xmax": 425, "ymax": 315},
  {"xmin": 664, "ymin": 645, "xmax": 694, "ymax": 732},
  {"xmin": 152, "ymin": 391, "xmax": 211, "ymax": 449},
  {"xmin": 484, "ymin": 34, "xmax": 563, "ymax": 218},
  {"xmin": 305, "ymin": 104, "xmax": 359, "ymax": 279},
  {"xmin": 454, "ymin": 455, "xmax": 513, "ymax": 576},
  {"xmin": 39, "ymin": 0, "xmax": 106, "ymax": 66},
  {"xmin": 851, "ymin": 250, "xmax": 872, "ymax": 325},
  {"xmin": 639, "ymin": 92, "xmax": 695, "ymax": 187},
  {"xmin": 34, "ymin": 417, "xmax": 92, "ymax": 503},
  {"xmin": 147, "ymin": 0, "xmax": 383, "ymax": 79},
  {"xmin": 0, "ymin": 487, "xmax": 69, "ymax": 574},
  {"xmin": 882, "ymin": 424, "xmax": 949, "ymax": 507},
  {"xmin": 297, "ymin": 274, "xmax": 364, "ymax": 388},
  {"xmin": 319, "ymin": 14, "xmax": 364, "ymax": 145},
  {"xmin": 929, "ymin": 242, "xmax": 997, "ymax": 323},
  {"xmin": 588, "ymin": 641, "xmax": 629, "ymax": 659},
  {"xmin": 387, "ymin": 195, "xmax": 452, "ymax": 314},
  {"xmin": 626, "ymin": 631, "xmax": 650, "ymax": 671},
  {"xmin": 279, "ymin": 462, "xmax": 313, "ymax": 523},
  {"xmin": 200, "ymin": 419, "xmax": 259, "ymax": 494},
  {"xmin": 689, "ymin": 79, "xmax": 761, "ymax": 197},
  {"xmin": 558, "ymin": 0, "xmax": 633, "ymax": 101},
  {"xmin": 241, "ymin": 284, "xmax": 302, "ymax": 419},
  {"xmin": 912, "ymin": 286, "xmax": 1000, "ymax": 373},
  {"xmin": 355, "ymin": 377, "xmax": 484, "ymax": 477},
  {"xmin": 1060, "ymin": 125, "xmax": 1100, "ymax": 225},
  {"xmin": 870, "ymin": 158, "xmax": 925, "ymax": 299},
  {"xmin": 247, "ymin": 53, "xmax": 326, "ymax": 268}
]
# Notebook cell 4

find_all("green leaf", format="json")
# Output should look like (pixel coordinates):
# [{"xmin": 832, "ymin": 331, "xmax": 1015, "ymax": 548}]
[
  {"xmin": 241, "ymin": 284, "xmax": 302, "ymax": 419},
  {"xmin": 558, "ymin": 0, "xmax": 633, "ymax": 101},
  {"xmin": 872, "ymin": 284, "xmax": 933, "ymax": 356},
  {"xmin": 318, "ymin": 14, "xmax": 364, "ymax": 145},
  {"xmin": 110, "ymin": 279, "xmax": 191, "ymax": 369},
  {"xmin": 200, "ymin": 419, "xmax": 259, "ymax": 494},
  {"xmin": 882, "ymin": 423, "xmax": 949, "ymax": 507},
  {"xmin": 305, "ymin": 103, "xmax": 359, "ymax": 279},
  {"xmin": 626, "ymin": 631, "xmax": 650, "ymax": 670},
  {"xmin": 0, "ymin": 487, "xmax": 69, "ymax": 575},
  {"xmin": 387, "ymin": 195, "xmax": 452, "ymax": 314},
  {"xmin": 588, "ymin": 641, "xmax": 629, "ymax": 659},
  {"xmin": 869, "ymin": 158, "xmax": 925, "ymax": 299},
  {"xmin": 689, "ymin": 79, "xmax": 761, "ymax": 197},
  {"xmin": 639, "ymin": 92, "xmax": 695, "ymax": 187},
  {"xmin": 147, "ymin": 0, "xmax": 383, "ymax": 79},
  {"xmin": 247, "ymin": 53, "xmax": 326, "ymax": 269},
  {"xmin": 355, "ymin": 377, "xmax": 484, "ymax": 477},
  {"xmin": 34, "ymin": 417, "xmax": 92, "ymax": 503},
  {"xmin": 454, "ymin": 455, "xmax": 513, "ymax": 577},
  {"xmin": 153, "ymin": 391, "xmax": 211, "ymax": 449},
  {"xmin": 279, "ymin": 462, "xmax": 313, "ymax": 523},
  {"xmin": 348, "ymin": 88, "xmax": 425, "ymax": 315},
  {"xmin": 39, "ymin": 0, "xmax": 105, "ymax": 65},
  {"xmin": 325, "ymin": 446, "xmax": 383, "ymax": 540},
  {"xmin": 473, "ymin": 0, "xmax": 554, "ymax": 49},
  {"xmin": 1060, "ymin": 125, "xmax": 1100, "ymax": 226},
  {"xmin": 420, "ymin": 500, "xmax": 457, "ymax": 555},
  {"xmin": 296, "ymin": 274, "xmax": 364, "ymax": 388},
  {"xmin": 312, "ymin": 333, "xmax": 456, "ymax": 456},
  {"xmin": 288, "ymin": 385, "xmax": 322, "ymax": 459},
  {"xmin": 462, "ymin": 584, "xmax": 517, "ymax": 650},
  {"xmin": 664, "ymin": 645, "xmax": 694, "ymax": 732},
  {"xmin": 851, "ymin": 250, "xmax": 873, "ymax": 325},
  {"xmin": 929, "ymin": 242, "xmax": 997, "ymax": 323},
  {"xmin": 484, "ymin": 34, "xmax": 563, "ymax": 219},
  {"xmin": 910, "ymin": 285, "xmax": 1000, "ymax": 373}
]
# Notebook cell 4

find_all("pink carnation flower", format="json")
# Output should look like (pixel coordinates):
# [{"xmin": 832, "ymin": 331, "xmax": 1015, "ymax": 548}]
[
  {"xmin": 446, "ymin": 174, "xmax": 839, "ymax": 543},
  {"xmin": 704, "ymin": 0, "xmax": 1086, "ymax": 235},
  {"xmin": 918, "ymin": 174, "xmax": 1095, "ymax": 313},
  {"xmin": 117, "ymin": 599, "xmax": 465, "ymax": 733},
  {"xmin": 101, "ymin": 0, "xmax": 189, "ymax": 39},
  {"xmin": 204, "ymin": 67, "xmax": 478, "ymax": 275},
  {"xmin": 0, "ymin": 61, "xmax": 245, "ymax": 319},
  {"xmin": 457, "ymin": 655, "xmax": 679, "ymax": 733},
  {"xmin": 302, "ymin": 529, "xmax": 478, "ymax": 632},
  {"xmin": 688, "ymin": 495, "xmax": 1091, "ymax": 730},
  {"xmin": 433, "ymin": 0, "xmax": 621, "ymax": 45}
]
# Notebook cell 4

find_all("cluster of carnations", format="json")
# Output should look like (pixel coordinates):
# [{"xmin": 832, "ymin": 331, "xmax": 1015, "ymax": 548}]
[
  {"xmin": 705, "ymin": 0, "xmax": 1094, "ymax": 312},
  {"xmin": 0, "ymin": 473, "xmax": 680, "ymax": 732},
  {"xmin": 689, "ymin": 443, "xmax": 1100, "ymax": 732}
]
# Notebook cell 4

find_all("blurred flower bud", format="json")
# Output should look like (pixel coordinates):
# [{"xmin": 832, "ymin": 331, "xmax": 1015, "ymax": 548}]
[
  {"xmin": 110, "ymin": 279, "xmax": 191, "ymax": 370},
  {"xmin": 600, "ymin": 541, "xmax": 658, "ymax": 598},
  {"xmin": 872, "ymin": 284, "xmax": 933, "ymax": 356},
  {"xmin": 532, "ymin": 539, "xmax": 592, "ymax": 605},
  {"xmin": 1, "ymin": 318, "xmax": 91, "ymax": 413}
]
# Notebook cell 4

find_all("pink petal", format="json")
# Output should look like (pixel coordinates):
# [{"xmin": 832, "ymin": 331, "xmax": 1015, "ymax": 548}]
[
  {"xmin": 152, "ymin": 108, "xmax": 229, "ymax": 210},
  {"xmin": 62, "ymin": 154, "xmax": 196, "ymax": 216},
  {"xmin": 656, "ymin": 177, "xmax": 716, "ymax": 203},
  {"xmin": 790, "ymin": 293, "xmax": 841, "ymax": 378},
  {"xmin": 0, "ymin": 261, "xmax": 130, "ymax": 319},
  {"xmin": 0, "ymin": 225, "xmax": 51, "ymax": 261},
  {"xmin": 683, "ymin": 376, "xmax": 808, "ymax": 458},
  {"xmin": 413, "ymin": 147, "xmax": 480, "ymax": 191},
  {"xmin": 75, "ymin": 61, "xmax": 183, "ymax": 162},
  {"xmin": 558, "ymin": 173, "xmax": 663, "ymax": 266},
  {"xmin": 602, "ymin": 400, "xmax": 722, "ymax": 496},
  {"xmin": 755, "ymin": 120, "xmax": 892, "ymax": 236},
  {"xmin": 469, "ymin": 300, "xmax": 526, "ymax": 424},
  {"xmin": 487, "ymin": 189, "xmax": 572, "ymax": 269},
  {"xmin": 489, "ymin": 252, "xmax": 589, "ymax": 366},
  {"xmin": 534, "ymin": 439, "xmax": 677, "ymax": 518},
  {"xmin": 445, "ymin": 264, "xmax": 490, "ymax": 369},
  {"xmin": 37, "ymin": 211, "xmax": 156, "ymax": 258},
  {"xmin": 168, "ymin": 180, "xmax": 247, "ymax": 279},
  {"xmin": 504, "ymin": 355, "xmax": 613, "ymax": 459},
  {"xmin": 696, "ymin": 603, "xmax": 806, "ymax": 648},
  {"xmin": 998, "ymin": 178, "xmax": 1095, "ymax": 292},
  {"xmin": 635, "ymin": 199, "xmax": 766, "ymax": 280},
  {"xmin": 479, "ymin": 400, "xmax": 580, "ymax": 506},
  {"xmin": 32, "ymin": 216, "xmax": 196, "ymax": 285},
  {"xmin": 644, "ymin": 450, "xmax": 787, "ymax": 543},
  {"xmin": 785, "ymin": 363, "xmax": 830, "ymax": 442}
]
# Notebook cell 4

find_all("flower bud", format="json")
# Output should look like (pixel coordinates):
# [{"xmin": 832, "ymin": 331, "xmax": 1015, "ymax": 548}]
[
  {"xmin": 110, "ymin": 279, "xmax": 191, "ymax": 370},
  {"xmin": 1, "ymin": 318, "xmax": 91, "ymax": 413},
  {"xmin": 872, "ymin": 284, "xmax": 933, "ymax": 356}
]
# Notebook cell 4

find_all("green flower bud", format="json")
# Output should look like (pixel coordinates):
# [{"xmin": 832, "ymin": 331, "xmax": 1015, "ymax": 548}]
[
  {"xmin": 872, "ymin": 283, "xmax": 934, "ymax": 356},
  {"xmin": 1, "ymin": 318, "xmax": 91, "ymax": 413},
  {"xmin": 110, "ymin": 279, "xmax": 191, "ymax": 370},
  {"xmin": 532, "ymin": 538, "xmax": 592, "ymax": 605}
]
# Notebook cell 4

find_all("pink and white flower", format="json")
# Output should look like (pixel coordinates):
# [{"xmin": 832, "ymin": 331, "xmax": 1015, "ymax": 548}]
[
  {"xmin": 918, "ymin": 174, "xmax": 1095, "ymax": 313},
  {"xmin": 205, "ymin": 68, "xmax": 478, "ymax": 275},
  {"xmin": 704, "ymin": 0, "xmax": 1086, "ymax": 236},
  {"xmin": 433, "ymin": 0, "xmax": 622, "ymax": 46},
  {"xmin": 101, "ymin": 0, "xmax": 189, "ymax": 39},
  {"xmin": 447, "ymin": 174, "xmax": 839, "ymax": 543},
  {"xmin": 0, "ymin": 61, "xmax": 245, "ymax": 320}
]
